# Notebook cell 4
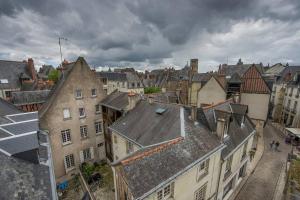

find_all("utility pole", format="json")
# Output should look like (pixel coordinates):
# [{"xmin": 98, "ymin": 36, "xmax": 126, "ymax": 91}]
[{"xmin": 59, "ymin": 37, "xmax": 68, "ymax": 78}]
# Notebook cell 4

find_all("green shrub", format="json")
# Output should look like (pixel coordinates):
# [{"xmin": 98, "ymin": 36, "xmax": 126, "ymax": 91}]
[{"xmin": 144, "ymin": 87, "xmax": 161, "ymax": 94}]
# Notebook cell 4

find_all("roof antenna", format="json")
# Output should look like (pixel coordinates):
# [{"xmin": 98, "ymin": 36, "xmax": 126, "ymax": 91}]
[{"xmin": 59, "ymin": 37, "xmax": 68, "ymax": 79}]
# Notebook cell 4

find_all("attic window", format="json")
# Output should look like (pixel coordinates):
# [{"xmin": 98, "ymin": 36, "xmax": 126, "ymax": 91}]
[{"xmin": 156, "ymin": 108, "xmax": 167, "ymax": 115}]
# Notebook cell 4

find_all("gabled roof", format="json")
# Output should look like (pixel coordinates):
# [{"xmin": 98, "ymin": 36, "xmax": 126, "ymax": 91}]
[
  {"xmin": 240, "ymin": 65, "xmax": 270, "ymax": 94},
  {"xmin": 100, "ymin": 91, "xmax": 128, "ymax": 111},
  {"xmin": 38, "ymin": 59, "xmax": 78, "ymax": 118},
  {"xmin": 0, "ymin": 98, "xmax": 22, "ymax": 116},
  {"xmin": 97, "ymin": 72, "xmax": 127, "ymax": 81},
  {"xmin": 276, "ymin": 65, "xmax": 300, "ymax": 83},
  {"xmin": 192, "ymin": 73, "xmax": 211, "ymax": 83},
  {"xmin": 219, "ymin": 63, "xmax": 264, "ymax": 77}
]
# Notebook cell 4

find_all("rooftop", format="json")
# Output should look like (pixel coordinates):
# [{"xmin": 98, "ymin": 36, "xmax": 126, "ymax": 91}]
[
  {"xmin": 100, "ymin": 91, "xmax": 128, "ymax": 111},
  {"xmin": 113, "ymin": 100, "xmax": 255, "ymax": 199}
]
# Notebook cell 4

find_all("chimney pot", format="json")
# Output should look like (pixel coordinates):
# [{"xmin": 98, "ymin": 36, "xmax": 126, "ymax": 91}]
[
  {"xmin": 128, "ymin": 91, "xmax": 138, "ymax": 110},
  {"xmin": 233, "ymin": 93, "xmax": 240, "ymax": 103}
]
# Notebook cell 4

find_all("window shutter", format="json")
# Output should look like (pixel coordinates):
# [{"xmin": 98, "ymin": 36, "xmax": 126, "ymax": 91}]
[
  {"xmin": 79, "ymin": 151, "xmax": 84, "ymax": 163},
  {"xmin": 90, "ymin": 147, "xmax": 94, "ymax": 159},
  {"xmin": 63, "ymin": 156, "xmax": 68, "ymax": 172}
]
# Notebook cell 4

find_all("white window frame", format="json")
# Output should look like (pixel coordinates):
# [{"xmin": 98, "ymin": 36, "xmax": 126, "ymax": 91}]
[
  {"xmin": 64, "ymin": 154, "xmax": 75, "ymax": 169},
  {"xmin": 95, "ymin": 121, "xmax": 102, "ymax": 134},
  {"xmin": 80, "ymin": 125, "xmax": 88, "ymax": 139},
  {"xmin": 75, "ymin": 89, "xmax": 83, "ymax": 99},
  {"xmin": 196, "ymin": 159, "xmax": 209, "ymax": 182},
  {"xmin": 61, "ymin": 129, "xmax": 71, "ymax": 145},
  {"xmin": 79, "ymin": 107, "xmax": 86, "ymax": 118},
  {"xmin": 63, "ymin": 108, "xmax": 71, "ymax": 119},
  {"xmin": 194, "ymin": 183, "xmax": 207, "ymax": 200},
  {"xmin": 157, "ymin": 183, "xmax": 173, "ymax": 200},
  {"xmin": 83, "ymin": 148, "xmax": 91, "ymax": 161},
  {"xmin": 95, "ymin": 104, "xmax": 101, "ymax": 114}
]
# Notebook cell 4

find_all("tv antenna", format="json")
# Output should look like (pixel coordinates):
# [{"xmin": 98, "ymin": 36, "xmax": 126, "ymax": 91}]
[{"xmin": 59, "ymin": 37, "xmax": 68, "ymax": 78}]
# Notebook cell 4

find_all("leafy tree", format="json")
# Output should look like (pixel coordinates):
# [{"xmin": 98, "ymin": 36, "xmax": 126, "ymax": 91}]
[
  {"xmin": 48, "ymin": 69, "xmax": 60, "ymax": 83},
  {"xmin": 144, "ymin": 87, "xmax": 161, "ymax": 94}
]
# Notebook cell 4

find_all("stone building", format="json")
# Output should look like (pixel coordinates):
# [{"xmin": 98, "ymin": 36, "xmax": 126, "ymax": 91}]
[
  {"xmin": 271, "ymin": 65, "xmax": 300, "ymax": 127},
  {"xmin": 109, "ymin": 99, "xmax": 255, "ymax": 200},
  {"xmin": 39, "ymin": 57, "xmax": 106, "ymax": 182},
  {"xmin": 96, "ymin": 71, "xmax": 144, "ymax": 95},
  {"xmin": 0, "ymin": 58, "xmax": 37, "ymax": 99}
]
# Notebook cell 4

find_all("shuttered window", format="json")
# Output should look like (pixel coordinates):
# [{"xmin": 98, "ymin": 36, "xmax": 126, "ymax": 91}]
[{"xmin": 194, "ymin": 183, "xmax": 207, "ymax": 200}]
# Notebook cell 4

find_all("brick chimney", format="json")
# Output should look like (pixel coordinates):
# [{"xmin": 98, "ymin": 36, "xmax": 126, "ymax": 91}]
[{"xmin": 27, "ymin": 58, "xmax": 37, "ymax": 81}]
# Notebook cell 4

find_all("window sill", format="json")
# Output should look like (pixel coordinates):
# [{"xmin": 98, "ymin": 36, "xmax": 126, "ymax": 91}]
[
  {"xmin": 63, "ymin": 117, "xmax": 72, "ymax": 121},
  {"xmin": 79, "ymin": 116, "xmax": 86, "ymax": 119},
  {"xmin": 96, "ymin": 132, "xmax": 102, "ymax": 136},
  {"xmin": 91, "ymin": 95, "xmax": 97, "ymax": 98},
  {"xmin": 62, "ymin": 142, "xmax": 72, "ymax": 146},
  {"xmin": 95, "ymin": 112, "xmax": 101, "ymax": 115},
  {"xmin": 75, "ymin": 97, "xmax": 83, "ymax": 100},
  {"xmin": 65, "ymin": 166, "xmax": 76, "ymax": 173},
  {"xmin": 81, "ymin": 137, "xmax": 89, "ymax": 141}
]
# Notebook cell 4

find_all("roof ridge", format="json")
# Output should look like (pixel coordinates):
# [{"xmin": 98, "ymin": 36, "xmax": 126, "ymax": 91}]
[
  {"xmin": 202, "ymin": 98, "xmax": 233, "ymax": 110},
  {"xmin": 121, "ymin": 137, "xmax": 183, "ymax": 166}
]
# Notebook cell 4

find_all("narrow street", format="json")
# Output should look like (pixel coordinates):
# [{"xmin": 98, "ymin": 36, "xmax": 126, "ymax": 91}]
[{"xmin": 235, "ymin": 122, "xmax": 291, "ymax": 200}]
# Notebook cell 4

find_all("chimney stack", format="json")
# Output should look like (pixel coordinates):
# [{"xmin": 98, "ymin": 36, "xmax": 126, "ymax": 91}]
[
  {"xmin": 27, "ymin": 58, "xmax": 37, "ymax": 81},
  {"xmin": 128, "ymin": 91, "xmax": 138, "ymax": 110},
  {"xmin": 216, "ymin": 118, "xmax": 226, "ymax": 141},
  {"xmin": 190, "ymin": 59, "xmax": 198, "ymax": 74}
]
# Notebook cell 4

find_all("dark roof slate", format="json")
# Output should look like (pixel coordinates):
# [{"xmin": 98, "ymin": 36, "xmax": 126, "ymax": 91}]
[
  {"xmin": 11, "ymin": 90, "xmax": 50, "ymax": 105},
  {"xmin": 110, "ymin": 101, "xmax": 181, "ymax": 146},
  {"xmin": 100, "ymin": 91, "xmax": 128, "ymax": 111}
]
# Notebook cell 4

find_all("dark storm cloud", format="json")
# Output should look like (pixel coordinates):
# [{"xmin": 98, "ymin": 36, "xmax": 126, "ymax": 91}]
[{"xmin": 1, "ymin": 0, "xmax": 300, "ymax": 70}]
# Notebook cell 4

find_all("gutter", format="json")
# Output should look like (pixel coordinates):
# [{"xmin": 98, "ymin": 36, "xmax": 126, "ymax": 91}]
[
  {"xmin": 136, "ymin": 143, "xmax": 226, "ymax": 200},
  {"xmin": 41, "ymin": 130, "xmax": 58, "ymax": 200}
]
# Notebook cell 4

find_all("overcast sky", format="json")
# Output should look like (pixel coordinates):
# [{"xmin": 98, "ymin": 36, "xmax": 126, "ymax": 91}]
[{"xmin": 1, "ymin": 0, "xmax": 300, "ymax": 72}]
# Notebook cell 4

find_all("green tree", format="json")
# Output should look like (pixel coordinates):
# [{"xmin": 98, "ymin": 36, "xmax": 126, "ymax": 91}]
[
  {"xmin": 48, "ymin": 69, "xmax": 60, "ymax": 83},
  {"xmin": 144, "ymin": 87, "xmax": 161, "ymax": 94}
]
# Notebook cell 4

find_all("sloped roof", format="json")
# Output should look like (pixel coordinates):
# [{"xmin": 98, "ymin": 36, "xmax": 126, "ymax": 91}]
[
  {"xmin": 0, "ymin": 60, "xmax": 31, "ymax": 89},
  {"xmin": 113, "ymin": 99, "xmax": 255, "ymax": 199},
  {"xmin": 219, "ymin": 63, "xmax": 264, "ymax": 77},
  {"xmin": 100, "ymin": 91, "xmax": 128, "ymax": 111},
  {"xmin": 276, "ymin": 65, "xmax": 300, "ymax": 83},
  {"xmin": 264, "ymin": 63, "xmax": 285, "ymax": 76},
  {"xmin": 192, "ymin": 73, "xmax": 211, "ymax": 82},
  {"xmin": 38, "ymin": 60, "xmax": 77, "ymax": 118},
  {"xmin": 110, "ymin": 101, "xmax": 182, "ymax": 146},
  {"xmin": 240, "ymin": 65, "xmax": 270, "ymax": 94},
  {"xmin": 0, "ymin": 98, "xmax": 22, "ymax": 116},
  {"xmin": 97, "ymin": 72, "xmax": 127, "ymax": 81},
  {"xmin": 11, "ymin": 90, "xmax": 50, "ymax": 105}
]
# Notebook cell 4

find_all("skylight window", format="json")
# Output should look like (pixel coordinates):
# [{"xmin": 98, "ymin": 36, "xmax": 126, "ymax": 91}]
[
  {"xmin": 155, "ymin": 108, "xmax": 167, "ymax": 115},
  {"xmin": 0, "ymin": 79, "xmax": 8, "ymax": 84}
]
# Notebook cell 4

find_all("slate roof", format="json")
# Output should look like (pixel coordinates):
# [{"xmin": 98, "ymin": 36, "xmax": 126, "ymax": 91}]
[
  {"xmin": 219, "ymin": 63, "xmax": 264, "ymax": 77},
  {"xmin": 264, "ymin": 63, "xmax": 285, "ymax": 76},
  {"xmin": 167, "ymin": 68, "xmax": 190, "ymax": 81},
  {"xmin": 114, "ymin": 100, "xmax": 255, "ymax": 199},
  {"xmin": 0, "ymin": 98, "xmax": 22, "ymax": 116},
  {"xmin": 110, "ymin": 101, "xmax": 182, "ymax": 146},
  {"xmin": 0, "ymin": 102, "xmax": 54, "ymax": 200},
  {"xmin": 11, "ymin": 90, "xmax": 50, "ymax": 106},
  {"xmin": 276, "ymin": 65, "xmax": 300, "ymax": 83},
  {"xmin": 100, "ymin": 91, "xmax": 128, "ymax": 111},
  {"xmin": 192, "ymin": 73, "xmax": 211, "ymax": 83},
  {"xmin": 97, "ymin": 72, "xmax": 127, "ymax": 81},
  {"xmin": 0, "ymin": 60, "xmax": 32, "ymax": 89}
]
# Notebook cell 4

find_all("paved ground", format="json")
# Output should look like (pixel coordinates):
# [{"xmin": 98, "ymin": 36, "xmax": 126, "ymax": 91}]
[{"xmin": 235, "ymin": 122, "xmax": 291, "ymax": 200}]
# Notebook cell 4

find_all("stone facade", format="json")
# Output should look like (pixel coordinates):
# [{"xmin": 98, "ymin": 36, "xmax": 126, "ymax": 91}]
[{"xmin": 39, "ymin": 57, "xmax": 106, "ymax": 182}]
